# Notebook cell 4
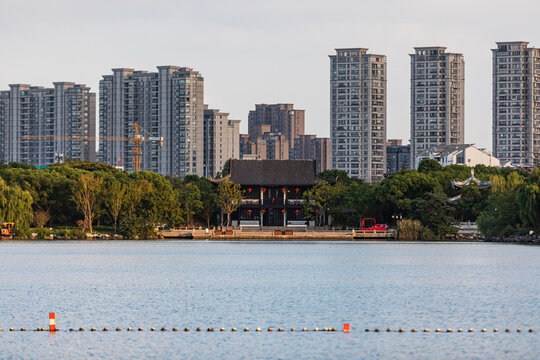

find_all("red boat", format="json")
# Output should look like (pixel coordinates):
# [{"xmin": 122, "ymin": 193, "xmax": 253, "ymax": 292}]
[{"xmin": 361, "ymin": 218, "xmax": 388, "ymax": 233}]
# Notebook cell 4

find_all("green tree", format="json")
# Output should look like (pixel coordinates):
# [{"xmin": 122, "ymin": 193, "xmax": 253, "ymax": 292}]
[
  {"xmin": 516, "ymin": 178, "xmax": 540, "ymax": 231},
  {"xmin": 376, "ymin": 170, "xmax": 437, "ymax": 219},
  {"xmin": 345, "ymin": 181, "xmax": 374, "ymax": 227},
  {"xmin": 104, "ymin": 180, "xmax": 128, "ymax": 233},
  {"xmin": 193, "ymin": 177, "xmax": 218, "ymax": 228},
  {"xmin": 506, "ymin": 171, "xmax": 524, "ymax": 190},
  {"xmin": 216, "ymin": 178, "xmax": 243, "ymax": 228},
  {"xmin": 73, "ymin": 174, "xmax": 103, "ymax": 233},
  {"xmin": 455, "ymin": 183, "xmax": 489, "ymax": 222},
  {"xmin": 477, "ymin": 191, "xmax": 521, "ymax": 239},
  {"xmin": 179, "ymin": 183, "xmax": 203, "ymax": 227},
  {"xmin": 303, "ymin": 181, "xmax": 344, "ymax": 227},
  {"xmin": 410, "ymin": 187, "xmax": 457, "ymax": 236},
  {"xmin": 0, "ymin": 177, "xmax": 33, "ymax": 231},
  {"xmin": 417, "ymin": 159, "xmax": 443, "ymax": 173},
  {"xmin": 319, "ymin": 169, "xmax": 353, "ymax": 185},
  {"xmin": 128, "ymin": 172, "xmax": 183, "ymax": 232}
]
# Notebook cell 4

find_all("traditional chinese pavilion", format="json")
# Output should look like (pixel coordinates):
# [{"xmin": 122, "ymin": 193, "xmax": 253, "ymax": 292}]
[{"xmin": 213, "ymin": 160, "xmax": 325, "ymax": 227}]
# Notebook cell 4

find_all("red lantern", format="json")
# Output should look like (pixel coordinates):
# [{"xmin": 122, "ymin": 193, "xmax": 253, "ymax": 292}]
[
  {"xmin": 262, "ymin": 188, "xmax": 267, "ymax": 192},
  {"xmin": 315, "ymin": 210, "xmax": 319, "ymax": 214},
  {"xmin": 281, "ymin": 188, "xmax": 286, "ymax": 192},
  {"xmin": 295, "ymin": 188, "xmax": 300, "ymax": 193},
  {"xmin": 248, "ymin": 210, "xmax": 252, "ymax": 214},
  {"xmin": 281, "ymin": 209, "xmax": 286, "ymax": 213},
  {"xmin": 248, "ymin": 188, "xmax": 252, "ymax": 192},
  {"xmin": 261, "ymin": 210, "xmax": 266, "ymax": 214},
  {"xmin": 295, "ymin": 210, "xmax": 300, "ymax": 214}
]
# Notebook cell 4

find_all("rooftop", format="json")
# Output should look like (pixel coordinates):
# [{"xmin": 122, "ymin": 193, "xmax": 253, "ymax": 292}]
[{"xmin": 226, "ymin": 160, "xmax": 321, "ymax": 186}]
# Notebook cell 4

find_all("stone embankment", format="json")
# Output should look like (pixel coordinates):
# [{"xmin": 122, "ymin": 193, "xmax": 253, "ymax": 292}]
[{"xmin": 488, "ymin": 235, "xmax": 540, "ymax": 244}]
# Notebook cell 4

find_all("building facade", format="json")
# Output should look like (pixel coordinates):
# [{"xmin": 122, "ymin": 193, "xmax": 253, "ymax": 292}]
[
  {"xmin": 214, "ymin": 160, "xmax": 326, "ymax": 227},
  {"xmin": 0, "ymin": 82, "xmax": 96, "ymax": 166},
  {"xmin": 492, "ymin": 41, "xmax": 540, "ymax": 167},
  {"xmin": 292, "ymin": 135, "xmax": 331, "ymax": 172},
  {"xmin": 415, "ymin": 144, "xmax": 500, "ymax": 168},
  {"xmin": 248, "ymin": 104, "xmax": 304, "ymax": 142},
  {"xmin": 203, "ymin": 107, "xmax": 240, "ymax": 178},
  {"xmin": 99, "ymin": 66, "xmax": 204, "ymax": 176},
  {"xmin": 386, "ymin": 139, "xmax": 410, "ymax": 175},
  {"xmin": 410, "ymin": 47, "xmax": 465, "ymax": 169},
  {"xmin": 329, "ymin": 48, "xmax": 387, "ymax": 182}
]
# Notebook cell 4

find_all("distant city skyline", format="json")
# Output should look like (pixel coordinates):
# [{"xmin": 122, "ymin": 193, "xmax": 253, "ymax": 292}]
[{"xmin": 1, "ymin": 0, "xmax": 539, "ymax": 152}]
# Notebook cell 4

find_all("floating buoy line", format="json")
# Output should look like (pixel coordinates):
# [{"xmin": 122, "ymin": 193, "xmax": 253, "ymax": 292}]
[
  {"xmin": 0, "ymin": 327, "xmax": 535, "ymax": 333},
  {"xmin": 1, "ymin": 315, "xmax": 534, "ymax": 334}
]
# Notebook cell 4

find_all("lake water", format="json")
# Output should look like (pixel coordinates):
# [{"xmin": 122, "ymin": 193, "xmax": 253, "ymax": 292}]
[{"xmin": 0, "ymin": 241, "xmax": 539, "ymax": 359}]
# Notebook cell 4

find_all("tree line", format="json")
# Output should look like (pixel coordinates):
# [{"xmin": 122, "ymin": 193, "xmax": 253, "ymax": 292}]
[
  {"xmin": 303, "ymin": 160, "xmax": 539, "ymax": 239},
  {"xmin": 0, "ymin": 159, "xmax": 538, "ymax": 239},
  {"xmin": 0, "ymin": 161, "xmax": 242, "ymax": 239}
]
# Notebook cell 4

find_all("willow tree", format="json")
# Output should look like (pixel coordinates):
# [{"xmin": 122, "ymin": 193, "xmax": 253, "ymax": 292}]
[
  {"xmin": 216, "ymin": 178, "xmax": 243, "ymax": 229},
  {"xmin": 0, "ymin": 178, "xmax": 33, "ymax": 230},
  {"xmin": 73, "ymin": 174, "xmax": 103, "ymax": 233}
]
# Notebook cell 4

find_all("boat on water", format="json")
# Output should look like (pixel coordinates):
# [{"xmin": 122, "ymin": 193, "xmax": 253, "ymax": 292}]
[{"xmin": 0, "ymin": 222, "xmax": 14, "ymax": 240}]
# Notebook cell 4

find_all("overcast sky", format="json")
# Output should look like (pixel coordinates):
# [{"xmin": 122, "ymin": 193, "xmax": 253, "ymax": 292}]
[{"xmin": 1, "ymin": 0, "xmax": 539, "ymax": 151}]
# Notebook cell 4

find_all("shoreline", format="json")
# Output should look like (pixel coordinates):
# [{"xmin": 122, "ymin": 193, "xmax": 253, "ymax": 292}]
[{"xmin": 7, "ymin": 230, "xmax": 538, "ymax": 244}]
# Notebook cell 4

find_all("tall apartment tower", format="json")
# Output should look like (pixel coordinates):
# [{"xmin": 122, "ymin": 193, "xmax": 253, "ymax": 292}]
[
  {"xmin": 0, "ymin": 83, "xmax": 96, "ymax": 166},
  {"xmin": 410, "ymin": 47, "xmax": 465, "ymax": 168},
  {"xmin": 248, "ymin": 104, "xmax": 304, "ymax": 142},
  {"xmin": 492, "ymin": 41, "xmax": 540, "ymax": 167},
  {"xmin": 329, "ymin": 48, "xmax": 387, "ymax": 182},
  {"xmin": 99, "ymin": 67, "xmax": 204, "ymax": 176},
  {"xmin": 292, "ymin": 135, "xmax": 331, "ymax": 173},
  {"xmin": 203, "ymin": 107, "xmax": 240, "ymax": 178}
]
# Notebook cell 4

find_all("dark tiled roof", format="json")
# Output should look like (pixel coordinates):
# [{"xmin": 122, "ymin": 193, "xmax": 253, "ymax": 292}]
[{"xmin": 229, "ymin": 160, "xmax": 320, "ymax": 186}]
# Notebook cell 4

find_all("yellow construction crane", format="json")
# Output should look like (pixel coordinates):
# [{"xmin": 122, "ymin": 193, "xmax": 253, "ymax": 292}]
[{"xmin": 21, "ymin": 123, "xmax": 163, "ymax": 172}]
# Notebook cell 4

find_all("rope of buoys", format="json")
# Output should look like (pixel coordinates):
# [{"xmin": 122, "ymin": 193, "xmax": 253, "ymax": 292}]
[{"xmin": 2, "ymin": 325, "xmax": 535, "ymax": 333}]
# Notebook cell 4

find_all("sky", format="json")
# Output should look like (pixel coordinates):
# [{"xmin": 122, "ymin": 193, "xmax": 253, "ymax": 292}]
[{"xmin": 1, "ymin": 0, "xmax": 539, "ymax": 151}]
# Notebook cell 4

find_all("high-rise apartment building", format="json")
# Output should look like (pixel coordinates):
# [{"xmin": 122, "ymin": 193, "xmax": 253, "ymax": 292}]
[
  {"xmin": 203, "ymin": 107, "xmax": 240, "ymax": 177},
  {"xmin": 329, "ymin": 48, "xmax": 387, "ymax": 182},
  {"xmin": 410, "ymin": 47, "xmax": 465, "ymax": 169},
  {"xmin": 386, "ymin": 139, "xmax": 410, "ymax": 175},
  {"xmin": 0, "ymin": 82, "xmax": 96, "ymax": 166},
  {"xmin": 248, "ymin": 104, "xmax": 304, "ymax": 142},
  {"xmin": 492, "ymin": 41, "xmax": 540, "ymax": 167},
  {"xmin": 292, "ymin": 135, "xmax": 331, "ymax": 172},
  {"xmin": 259, "ymin": 132, "xmax": 290, "ymax": 160},
  {"xmin": 99, "ymin": 67, "xmax": 204, "ymax": 176}
]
